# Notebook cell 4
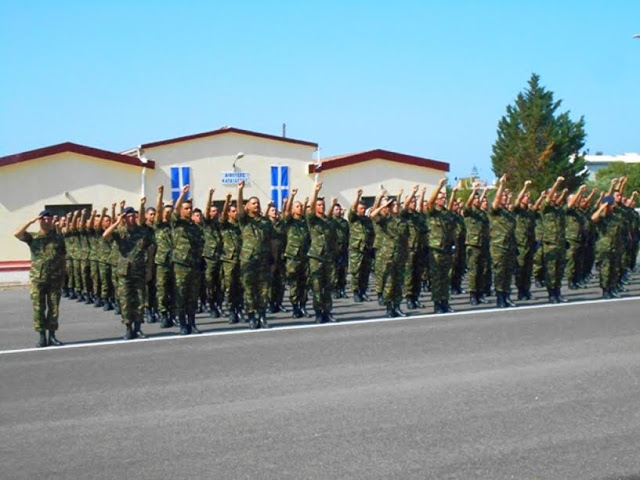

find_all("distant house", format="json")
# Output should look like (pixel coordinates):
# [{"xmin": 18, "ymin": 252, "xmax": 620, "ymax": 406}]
[{"xmin": 583, "ymin": 153, "xmax": 640, "ymax": 179}]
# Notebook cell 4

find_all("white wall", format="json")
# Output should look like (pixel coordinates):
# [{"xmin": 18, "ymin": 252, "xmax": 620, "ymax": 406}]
[{"xmin": 0, "ymin": 152, "xmax": 142, "ymax": 261}]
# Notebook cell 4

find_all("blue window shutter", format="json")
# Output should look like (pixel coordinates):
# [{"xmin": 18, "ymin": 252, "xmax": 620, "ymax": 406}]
[{"xmin": 182, "ymin": 167, "xmax": 191, "ymax": 199}]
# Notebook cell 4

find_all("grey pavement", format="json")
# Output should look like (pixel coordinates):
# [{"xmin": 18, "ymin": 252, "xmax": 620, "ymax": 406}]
[{"xmin": 1, "ymin": 275, "xmax": 640, "ymax": 479}]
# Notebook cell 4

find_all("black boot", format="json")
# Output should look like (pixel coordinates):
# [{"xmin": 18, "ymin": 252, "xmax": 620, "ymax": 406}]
[
  {"xmin": 602, "ymin": 288, "xmax": 612, "ymax": 299},
  {"xmin": 84, "ymin": 294, "xmax": 93, "ymax": 305},
  {"xmin": 62, "ymin": 288, "xmax": 69, "ymax": 298},
  {"xmin": 114, "ymin": 299, "xmax": 121, "ymax": 315},
  {"xmin": 133, "ymin": 322, "xmax": 148, "ymax": 339},
  {"xmin": 496, "ymin": 292, "xmax": 507, "ymax": 308},
  {"xmin": 548, "ymin": 289, "xmax": 559, "ymax": 304},
  {"xmin": 535, "ymin": 279, "xmax": 544, "ymax": 288},
  {"xmin": 517, "ymin": 289, "xmax": 526, "ymax": 301},
  {"xmin": 209, "ymin": 304, "xmax": 221, "ymax": 318},
  {"xmin": 386, "ymin": 304, "xmax": 398, "ymax": 318},
  {"xmin": 323, "ymin": 312, "xmax": 337, "ymax": 323},
  {"xmin": 300, "ymin": 303, "xmax": 312, "ymax": 317},
  {"xmin": 248, "ymin": 313, "xmax": 259, "ymax": 329},
  {"xmin": 314, "ymin": 310, "xmax": 324, "ymax": 324},
  {"xmin": 414, "ymin": 298, "xmax": 424, "ymax": 308},
  {"xmin": 433, "ymin": 301, "xmax": 444, "ymax": 314},
  {"xmin": 353, "ymin": 290, "xmax": 363, "ymax": 303},
  {"xmin": 469, "ymin": 292, "xmax": 479, "ymax": 306},
  {"xmin": 103, "ymin": 298, "xmax": 114, "ymax": 311},
  {"xmin": 361, "ymin": 291, "xmax": 371, "ymax": 302},
  {"xmin": 124, "ymin": 324, "xmax": 135, "ymax": 340},
  {"xmin": 160, "ymin": 312, "xmax": 173, "ymax": 328},
  {"xmin": 69, "ymin": 290, "xmax": 77, "ymax": 300},
  {"xmin": 259, "ymin": 311, "xmax": 270, "ymax": 329},
  {"xmin": 377, "ymin": 294, "xmax": 384, "ymax": 306},
  {"xmin": 504, "ymin": 293, "xmax": 517, "ymax": 308},
  {"xmin": 477, "ymin": 293, "xmax": 489, "ymax": 304},
  {"xmin": 291, "ymin": 304, "xmax": 304, "ymax": 319},
  {"xmin": 189, "ymin": 314, "xmax": 201, "ymax": 334},
  {"xmin": 442, "ymin": 302, "xmax": 455, "ymax": 313},
  {"xmin": 178, "ymin": 315, "xmax": 189, "ymax": 335},
  {"xmin": 340, "ymin": 289, "xmax": 348, "ymax": 299},
  {"xmin": 555, "ymin": 288, "xmax": 567, "ymax": 303},
  {"xmin": 48, "ymin": 330, "xmax": 63, "ymax": 346},
  {"xmin": 406, "ymin": 298, "xmax": 417, "ymax": 310},
  {"xmin": 277, "ymin": 302, "xmax": 289, "ymax": 313},
  {"xmin": 394, "ymin": 304, "xmax": 408, "ymax": 317},
  {"xmin": 37, "ymin": 331, "xmax": 48, "ymax": 348},
  {"xmin": 228, "ymin": 308, "xmax": 239, "ymax": 324}
]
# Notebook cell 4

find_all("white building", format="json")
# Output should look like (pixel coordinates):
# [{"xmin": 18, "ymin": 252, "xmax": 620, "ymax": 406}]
[
  {"xmin": 584, "ymin": 153, "xmax": 640, "ymax": 179},
  {"xmin": 0, "ymin": 126, "xmax": 449, "ymax": 277}
]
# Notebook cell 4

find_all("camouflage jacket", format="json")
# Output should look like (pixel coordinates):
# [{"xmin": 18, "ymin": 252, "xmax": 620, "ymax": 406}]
[
  {"xmin": 20, "ymin": 231, "xmax": 66, "ymax": 283},
  {"xmin": 284, "ymin": 216, "xmax": 310, "ymax": 260},
  {"xmin": 348, "ymin": 210, "xmax": 375, "ymax": 252},
  {"xmin": 108, "ymin": 225, "xmax": 153, "ymax": 278},
  {"xmin": 220, "ymin": 219, "xmax": 242, "ymax": 263},
  {"xmin": 171, "ymin": 213, "xmax": 205, "ymax": 268}
]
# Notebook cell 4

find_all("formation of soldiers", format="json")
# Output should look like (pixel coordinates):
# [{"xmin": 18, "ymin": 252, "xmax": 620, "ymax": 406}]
[{"xmin": 15, "ymin": 175, "xmax": 639, "ymax": 347}]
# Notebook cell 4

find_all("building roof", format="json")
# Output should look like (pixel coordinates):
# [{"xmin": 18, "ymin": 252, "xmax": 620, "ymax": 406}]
[
  {"xmin": 584, "ymin": 153, "xmax": 640, "ymax": 164},
  {"xmin": 307, "ymin": 149, "xmax": 449, "ymax": 174},
  {"xmin": 137, "ymin": 126, "xmax": 318, "ymax": 150},
  {"xmin": 0, "ymin": 142, "xmax": 155, "ymax": 169}
]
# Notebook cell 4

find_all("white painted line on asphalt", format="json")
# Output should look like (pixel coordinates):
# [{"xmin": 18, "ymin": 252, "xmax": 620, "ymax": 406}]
[{"xmin": 1, "ymin": 296, "xmax": 639, "ymax": 357}]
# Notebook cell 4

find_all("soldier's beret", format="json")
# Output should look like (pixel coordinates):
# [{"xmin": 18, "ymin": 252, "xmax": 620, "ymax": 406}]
[
  {"xmin": 39, "ymin": 210, "xmax": 52, "ymax": 217},
  {"xmin": 123, "ymin": 206, "xmax": 136, "ymax": 215},
  {"xmin": 602, "ymin": 196, "xmax": 614, "ymax": 205}
]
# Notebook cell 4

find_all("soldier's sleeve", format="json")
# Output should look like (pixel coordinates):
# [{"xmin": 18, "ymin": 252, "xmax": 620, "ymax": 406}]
[{"xmin": 19, "ymin": 231, "xmax": 34, "ymax": 245}]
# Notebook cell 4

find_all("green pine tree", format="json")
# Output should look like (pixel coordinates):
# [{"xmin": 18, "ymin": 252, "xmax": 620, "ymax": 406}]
[{"xmin": 491, "ymin": 74, "xmax": 587, "ymax": 194}]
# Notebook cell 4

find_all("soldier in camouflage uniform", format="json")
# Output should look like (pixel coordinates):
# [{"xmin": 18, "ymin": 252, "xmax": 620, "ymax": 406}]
[
  {"xmin": 62, "ymin": 211, "xmax": 78, "ymax": 299},
  {"xmin": 140, "ymin": 205, "xmax": 158, "ymax": 322},
  {"xmin": 307, "ymin": 182, "xmax": 338, "ymax": 323},
  {"xmin": 591, "ymin": 195, "xmax": 624, "ymax": 298},
  {"xmin": 426, "ymin": 178, "xmax": 456, "ymax": 314},
  {"xmin": 348, "ymin": 189, "xmax": 375, "ymax": 303},
  {"xmin": 15, "ymin": 210, "xmax": 66, "ymax": 347},
  {"xmin": 203, "ymin": 188, "xmax": 223, "ymax": 318},
  {"xmin": 87, "ymin": 210, "xmax": 102, "ymax": 305},
  {"xmin": 449, "ymin": 191, "xmax": 467, "ymax": 295},
  {"xmin": 462, "ymin": 182, "xmax": 489, "ymax": 305},
  {"xmin": 154, "ymin": 186, "xmax": 175, "ymax": 329},
  {"xmin": 489, "ymin": 175, "xmax": 518, "ymax": 308},
  {"xmin": 172, "ymin": 185, "xmax": 205, "ymax": 335},
  {"xmin": 513, "ymin": 182, "xmax": 537, "ymax": 300},
  {"xmin": 103, "ymin": 204, "xmax": 153, "ymax": 340},
  {"xmin": 565, "ymin": 185, "xmax": 588, "ymax": 289},
  {"xmin": 237, "ymin": 180, "xmax": 273, "ymax": 329},
  {"xmin": 328, "ymin": 201, "xmax": 350, "ymax": 299},
  {"xmin": 77, "ymin": 211, "xmax": 93, "ymax": 304},
  {"xmin": 541, "ymin": 176, "xmax": 568, "ymax": 304},
  {"xmin": 403, "ymin": 187, "xmax": 427, "ymax": 309},
  {"xmin": 266, "ymin": 204, "xmax": 288, "ymax": 313},
  {"xmin": 220, "ymin": 192, "xmax": 243, "ymax": 323},
  {"xmin": 283, "ymin": 188, "xmax": 311, "ymax": 318},
  {"xmin": 95, "ymin": 207, "xmax": 115, "ymax": 311}
]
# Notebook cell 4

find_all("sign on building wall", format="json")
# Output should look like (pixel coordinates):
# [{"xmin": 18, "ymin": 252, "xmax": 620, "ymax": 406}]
[
  {"xmin": 171, "ymin": 166, "xmax": 191, "ymax": 202},
  {"xmin": 271, "ymin": 165, "xmax": 289, "ymax": 211},
  {"xmin": 221, "ymin": 171, "xmax": 251, "ymax": 185}
]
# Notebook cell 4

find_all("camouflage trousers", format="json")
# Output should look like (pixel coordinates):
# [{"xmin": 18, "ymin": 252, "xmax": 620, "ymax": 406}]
[
  {"xmin": 466, "ymin": 245, "xmax": 489, "ymax": 293},
  {"xmin": 378, "ymin": 254, "xmax": 405, "ymax": 305},
  {"xmin": 542, "ymin": 243, "xmax": 565, "ymax": 290},
  {"xmin": 596, "ymin": 248, "xmax": 618, "ymax": 289},
  {"xmin": 90, "ymin": 260, "xmax": 101, "ymax": 298},
  {"xmin": 349, "ymin": 248, "xmax": 373, "ymax": 294},
  {"xmin": 204, "ymin": 258, "xmax": 222, "ymax": 308},
  {"xmin": 30, "ymin": 278, "xmax": 63, "ymax": 332},
  {"xmin": 331, "ymin": 253, "xmax": 348, "ymax": 292},
  {"xmin": 73, "ymin": 259, "xmax": 85, "ymax": 293},
  {"xmin": 491, "ymin": 245, "xmax": 516, "ymax": 293},
  {"xmin": 451, "ymin": 242, "xmax": 466, "ymax": 290},
  {"xmin": 286, "ymin": 257, "xmax": 308, "ymax": 306},
  {"xmin": 240, "ymin": 259, "xmax": 269, "ymax": 315},
  {"xmin": 117, "ymin": 274, "xmax": 144, "ymax": 325},
  {"xmin": 65, "ymin": 257, "xmax": 75, "ymax": 291},
  {"xmin": 174, "ymin": 263, "xmax": 201, "ymax": 317},
  {"xmin": 565, "ymin": 240, "xmax": 583, "ymax": 284},
  {"xmin": 428, "ymin": 248, "xmax": 452, "ymax": 303},
  {"xmin": 515, "ymin": 243, "xmax": 534, "ymax": 293},
  {"xmin": 270, "ymin": 256, "xmax": 286, "ymax": 306},
  {"xmin": 533, "ymin": 244, "xmax": 545, "ymax": 284},
  {"xmin": 403, "ymin": 247, "xmax": 423, "ymax": 301},
  {"xmin": 309, "ymin": 258, "xmax": 333, "ymax": 314},
  {"xmin": 221, "ymin": 259, "xmax": 242, "ymax": 310},
  {"xmin": 98, "ymin": 262, "xmax": 114, "ymax": 300},
  {"xmin": 156, "ymin": 264, "xmax": 175, "ymax": 315},
  {"xmin": 143, "ymin": 264, "xmax": 157, "ymax": 310}
]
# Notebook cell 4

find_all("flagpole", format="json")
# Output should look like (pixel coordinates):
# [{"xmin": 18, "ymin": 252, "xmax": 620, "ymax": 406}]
[{"xmin": 314, "ymin": 146, "xmax": 321, "ymax": 183}]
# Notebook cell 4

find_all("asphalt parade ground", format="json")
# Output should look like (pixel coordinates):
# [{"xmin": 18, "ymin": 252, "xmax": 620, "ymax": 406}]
[{"xmin": 1, "ymin": 274, "xmax": 640, "ymax": 479}]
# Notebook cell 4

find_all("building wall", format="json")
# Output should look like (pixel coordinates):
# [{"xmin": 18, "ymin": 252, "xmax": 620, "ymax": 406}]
[
  {"xmin": 142, "ymin": 132, "xmax": 317, "ymax": 209},
  {"xmin": 317, "ymin": 159, "xmax": 445, "ymax": 207},
  {"xmin": 0, "ymin": 152, "xmax": 142, "ymax": 261}
]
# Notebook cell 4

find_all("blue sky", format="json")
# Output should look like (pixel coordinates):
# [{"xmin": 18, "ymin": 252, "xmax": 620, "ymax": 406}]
[{"xmin": 1, "ymin": 0, "xmax": 638, "ymax": 182}]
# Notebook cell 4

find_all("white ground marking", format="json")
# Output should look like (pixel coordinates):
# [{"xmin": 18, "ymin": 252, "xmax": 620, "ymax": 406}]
[{"xmin": 1, "ymin": 296, "xmax": 638, "ymax": 356}]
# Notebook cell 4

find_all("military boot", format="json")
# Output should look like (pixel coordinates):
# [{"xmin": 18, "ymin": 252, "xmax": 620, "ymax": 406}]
[
  {"xmin": 323, "ymin": 311, "xmax": 338, "ymax": 323},
  {"xmin": 377, "ymin": 294, "xmax": 384, "ymax": 306},
  {"xmin": 361, "ymin": 291, "xmax": 371, "ymax": 302},
  {"xmin": 228, "ymin": 308, "xmax": 239, "ymax": 324},
  {"xmin": 469, "ymin": 292, "xmax": 479, "ymax": 306},
  {"xmin": 103, "ymin": 298, "xmax": 114, "ymax": 311},
  {"xmin": 178, "ymin": 315, "xmax": 190, "ymax": 335},
  {"xmin": 124, "ymin": 324, "xmax": 135, "ymax": 340},
  {"xmin": 547, "ymin": 289, "xmax": 559, "ymax": 304},
  {"xmin": 393, "ymin": 304, "xmax": 408, "ymax": 317},
  {"xmin": 259, "ymin": 311, "xmax": 270, "ymax": 329},
  {"xmin": 414, "ymin": 298, "xmax": 424, "ymax": 308},
  {"xmin": 62, "ymin": 287, "xmax": 69, "ymax": 298},
  {"xmin": 314, "ymin": 310, "xmax": 324, "ymax": 324},
  {"xmin": 386, "ymin": 304, "xmax": 398, "ymax": 318},
  {"xmin": 406, "ymin": 297, "xmax": 417, "ymax": 310},
  {"xmin": 291, "ymin": 304, "xmax": 304, "ymax": 319},
  {"xmin": 69, "ymin": 290, "xmax": 77, "ymax": 300},
  {"xmin": 84, "ymin": 294, "xmax": 93, "ymax": 305},
  {"xmin": 496, "ymin": 292, "xmax": 507, "ymax": 308},
  {"xmin": 504, "ymin": 293, "xmax": 517, "ymax": 308},
  {"xmin": 602, "ymin": 288, "xmax": 612, "ymax": 299},
  {"xmin": 442, "ymin": 302, "xmax": 455, "ymax": 313},
  {"xmin": 133, "ymin": 322, "xmax": 148, "ymax": 339},
  {"xmin": 37, "ymin": 331, "xmax": 48, "ymax": 348},
  {"xmin": 188, "ymin": 314, "xmax": 201, "ymax": 334},
  {"xmin": 433, "ymin": 301, "xmax": 444, "ymax": 314},
  {"xmin": 114, "ymin": 299, "xmax": 121, "ymax": 315},
  {"xmin": 248, "ymin": 313, "xmax": 259, "ymax": 330},
  {"xmin": 300, "ymin": 303, "xmax": 312, "ymax": 317},
  {"xmin": 159, "ymin": 312, "xmax": 173, "ymax": 328},
  {"xmin": 555, "ymin": 288, "xmax": 567, "ymax": 303},
  {"xmin": 48, "ymin": 330, "xmax": 63, "ymax": 346},
  {"xmin": 94, "ymin": 297, "xmax": 103, "ymax": 308}
]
